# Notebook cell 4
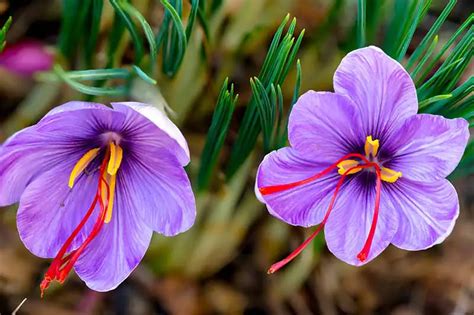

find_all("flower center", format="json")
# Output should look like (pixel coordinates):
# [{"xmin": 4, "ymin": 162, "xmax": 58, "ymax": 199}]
[
  {"xmin": 40, "ymin": 142, "xmax": 123, "ymax": 297},
  {"xmin": 337, "ymin": 136, "xmax": 402, "ymax": 183},
  {"xmin": 260, "ymin": 136, "xmax": 401, "ymax": 273}
]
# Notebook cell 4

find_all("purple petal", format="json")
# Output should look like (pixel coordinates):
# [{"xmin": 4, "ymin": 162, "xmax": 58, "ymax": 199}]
[
  {"xmin": 333, "ymin": 46, "xmax": 418, "ymax": 140},
  {"xmin": 385, "ymin": 114, "xmax": 469, "ymax": 182},
  {"xmin": 74, "ymin": 174, "xmax": 153, "ymax": 291},
  {"xmin": 118, "ymin": 150, "xmax": 196, "ymax": 236},
  {"xmin": 41, "ymin": 101, "xmax": 111, "ymax": 120},
  {"xmin": 390, "ymin": 178, "xmax": 459, "ymax": 250},
  {"xmin": 256, "ymin": 147, "xmax": 340, "ymax": 227},
  {"xmin": 288, "ymin": 91, "xmax": 363, "ymax": 161},
  {"xmin": 112, "ymin": 102, "xmax": 190, "ymax": 166},
  {"xmin": 324, "ymin": 177, "xmax": 399, "ymax": 266},
  {"xmin": 16, "ymin": 157, "xmax": 99, "ymax": 258},
  {"xmin": 0, "ymin": 102, "xmax": 120, "ymax": 206}
]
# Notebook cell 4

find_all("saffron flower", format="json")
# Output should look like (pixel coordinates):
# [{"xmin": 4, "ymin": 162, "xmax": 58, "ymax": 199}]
[
  {"xmin": 255, "ymin": 46, "xmax": 469, "ymax": 272},
  {"xmin": 0, "ymin": 40, "xmax": 54, "ymax": 76},
  {"xmin": 0, "ymin": 102, "xmax": 196, "ymax": 295}
]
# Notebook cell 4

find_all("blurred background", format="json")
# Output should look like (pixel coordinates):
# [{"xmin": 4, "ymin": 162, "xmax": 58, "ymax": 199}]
[{"xmin": 0, "ymin": 0, "xmax": 473, "ymax": 314}]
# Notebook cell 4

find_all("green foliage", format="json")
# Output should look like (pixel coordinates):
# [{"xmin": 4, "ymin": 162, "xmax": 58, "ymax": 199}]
[
  {"xmin": 225, "ymin": 15, "xmax": 304, "ymax": 180},
  {"xmin": 84, "ymin": 0, "xmax": 104, "ymax": 67},
  {"xmin": 0, "ymin": 16, "xmax": 12, "ymax": 52},
  {"xmin": 396, "ymin": 1, "xmax": 473, "ymax": 175},
  {"xmin": 383, "ymin": 0, "xmax": 431, "ymax": 60},
  {"xmin": 197, "ymin": 79, "xmax": 237, "ymax": 191},
  {"xmin": 51, "ymin": 0, "xmax": 202, "ymax": 96},
  {"xmin": 120, "ymin": 1, "xmax": 158, "ymax": 72},
  {"xmin": 110, "ymin": 0, "xmax": 146, "ymax": 65},
  {"xmin": 157, "ymin": 0, "xmax": 197, "ymax": 77},
  {"xmin": 406, "ymin": 0, "xmax": 457, "ymax": 71},
  {"xmin": 58, "ymin": 0, "xmax": 89, "ymax": 60},
  {"xmin": 356, "ymin": 0, "xmax": 366, "ymax": 48},
  {"xmin": 51, "ymin": 65, "xmax": 138, "ymax": 96}
]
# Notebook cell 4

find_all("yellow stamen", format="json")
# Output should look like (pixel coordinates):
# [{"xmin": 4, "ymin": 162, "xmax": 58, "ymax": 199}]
[
  {"xmin": 337, "ymin": 159, "xmax": 362, "ymax": 175},
  {"xmin": 364, "ymin": 136, "xmax": 379, "ymax": 157},
  {"xmin": 68, "ymin": 148, "xmax": 101, "ymax": 188},
  {"xmin": 381, "ymin": 167, "xmax": 402, "ymax": 183},
  {"xmin": 107, "ymin": 142, "xmax": 123, "ymax": 176},
  {"xmin": 104, "ymin": 174, "xmax": 116, "ymax": 223}
]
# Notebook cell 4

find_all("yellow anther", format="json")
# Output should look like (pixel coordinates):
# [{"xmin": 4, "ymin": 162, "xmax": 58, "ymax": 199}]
[
  {"xmin": 104, "ymin": 174, "xmax": 116, "ymax": 224},
  {"xmin": 381, "ymin": 167, "xmax": 402, "ymax": 183},
  {"xmin": 337, "ymin": 159, "xmax": 362, "ymax": 175},
  {"xmin": 68, "ymin": 148, "xmax": 101, "ymax": 188},
  {"xmin": 364, "ymin": 136, "xmax": 379, "ymax": 157},
  {"xmin": 107, "ymin": 142, "xmax": 123, "ymax": 176}
]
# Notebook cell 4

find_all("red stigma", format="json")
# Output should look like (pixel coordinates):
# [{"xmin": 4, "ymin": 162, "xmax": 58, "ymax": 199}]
[
  {"xmin": 259, "ymin": 153, "xmax": 370, "ymax": 195},
  {"xmin": 356, "ymin": 166, "xmax": 381, "ymax": 262},
  {"xmin": 40, "ymin": 156, "xmax": 110, "ymax": 297},
  {"xmin": 261, "ymin": 152, "xmax": 383, "ymax": 272}
]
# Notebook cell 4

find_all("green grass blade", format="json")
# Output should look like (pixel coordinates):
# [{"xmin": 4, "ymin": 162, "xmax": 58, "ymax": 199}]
[
  {"xmin": 54, "ymin": 65, "xmax": 129, "ymax": 96},
  {"xmin": 357, "ymin": 0, "xmax": 366, "ymax": 48},
  {"xmin": 110, "ymin": 0, "xmax": 144, "ymax": 64},
  {"xmin": 84, "ymin": 0, "xmax": 104, "ymax": 67},
  {"xmin": 395, "ymin": 0, "xmax": 426, "ymax": 61},
  {"xmin": 410, "ymin": 35, "xmax": 438, "ymax": 80},
  {"xmin": 0, "ymin": 16, "xmax": 12, "ymax": 52},
  {"xmin": 120, "ymin": 1, "xmax": 158, "ymax": 72},
  {"xmin": 185, "ymin": 0, "xmax": 200, "ymax": 40},
  {"xmin": 406, "ymin": 0, "xmax": 456, "ymax": 70},
  {"xmin": 418, "ymin": 93, "xmax": 452, "ymax": 109},
  {"xmin": 160, "ymin": 0, "xmax": 188, "ymax": 76},
  {"xmin": 197, "ymin": 79, "xmax": 237, "ymax": 190}
]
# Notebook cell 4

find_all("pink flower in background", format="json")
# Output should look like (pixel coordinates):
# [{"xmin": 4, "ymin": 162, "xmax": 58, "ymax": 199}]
[{"xmin": 0, "ymin": 40, "xmax": 53, "ymax": 76}]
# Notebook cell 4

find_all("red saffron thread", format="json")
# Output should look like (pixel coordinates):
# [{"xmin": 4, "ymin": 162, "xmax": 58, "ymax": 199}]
[
  {"xmin": 40, "ymin": 155, "xmax": 111, "ymax": 297},
  {"xmin": 267, "ymin": 163, "xmax": 377, "ymax": 274},
  {"xmin": 259, "ymin": 153, "xmax": 371, "ymax": 195},
  {"xmin": 356, "ymin": 166, "xmax": 381, "ymax": 262}
]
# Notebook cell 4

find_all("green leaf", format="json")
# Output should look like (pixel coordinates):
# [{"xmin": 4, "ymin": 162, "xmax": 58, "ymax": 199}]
[
  {"xmin": 132, "ymin": 65, "xmax": 157, "ymax": 85},
  {"xmin": 84, "ymin": 0, "xmax": 104, "ymax": 67},
  {"xmin": 365, "ymin": 0, "xmax": 385, "ymax": 44},
  {"xmin": 58, "ymin": 0, "xmax": 83, "ymax": 59},
  {"xmin": 158, "ymin": 0, "xmax": 188, "ymax": 76},
  {"xmin": 120, "ymin": 1, "xmax": 158, "ymax": 72},
  {"xmin": 197, "ymin": 79, "xmax": 237, "ymax": 190},
  {"xmin": 406, "ymin": 0, "xmax": 456, "ymax": 70},
  {"xmin": 185, "ymin": 0, "xmax": 200, "ymax": 40},
  {"xmin": 395, "ymin": 0, "xmax": 428, "ymax": 61},
  {"xmin": 106, "ymin": 11, "xmax": 127, "ymax": 68},
  {"xmin": 428, "ymin": 77, "xmax": 474, "ymax": 117},
  {"xmin": 384, "ymin": 0, "xmax": 430, "ymax": 59},
  {"xmin": 417, "ymin": 14, "xmax": 473, "ymax": 83},
  {"xmin": 0, "ymin": 16, "xmax": 12, "ymax": 52},
  {"xmin": 417, "ymin": 27, "xmax": 473, "ymax": 101},
  {"xmin": 38, "ymin": 68, "xmax": 130, "ymax": 81},
  {"xmin": 278, "ymin": 59, "xmax": 301, "ymax": 148},
  {"xmin": 226, "ymin": 15, "xmax": 304, "ymax": 179},
  {"xmin": 53, "ymin": 65, "xmax": 129, "ymax": 96},
  {"xmin": 357, "ymin": 0, "xmax": 366, "ymax": 48},
  {"xmin": 196, "ymin": 2, "xmax": 210, "ymax": 40},
  {"xmin": 410, "ymin": 34, "xmax": 438, "ymax": 80},
  {"xmin": 418, "ymin": 93, "xmax": 452, "ymax": 109},
  {"xmin": 110, "ymin": 0, "xmax": 145, "ymax": 64}
]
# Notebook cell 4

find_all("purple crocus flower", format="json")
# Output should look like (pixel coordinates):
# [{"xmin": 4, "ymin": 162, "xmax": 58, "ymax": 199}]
[
  {"xmin": 0, "ymin": 40, "xmax": 54, "ymax": 76},
  {"xmin": 0, "ymin": 102, "xmax": 196, "ymax": 295},
  {"xmin": 255, "ymin": 46, "xmax": 469, "ymax": 272}
]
